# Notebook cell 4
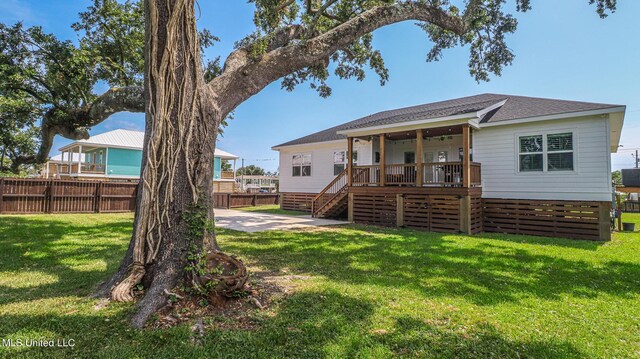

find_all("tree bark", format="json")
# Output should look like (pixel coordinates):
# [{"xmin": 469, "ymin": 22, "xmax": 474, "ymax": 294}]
[{"xmin": 100, "ymin": 0, "xmax": 223, "ymax": 328}]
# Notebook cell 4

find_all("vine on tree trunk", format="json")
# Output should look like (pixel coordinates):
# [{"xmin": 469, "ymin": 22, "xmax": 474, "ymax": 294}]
[{"xmin": 111, "ymin": 0, "xmax": 207, "ymax": 303}]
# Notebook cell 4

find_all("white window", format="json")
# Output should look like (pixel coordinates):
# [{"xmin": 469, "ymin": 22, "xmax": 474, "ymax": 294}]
[
  {"xmin": 292, "ymin": 154, "xmax": 311, "ymax": 177},
  {"xmin": 518, "ymin": 132, "xmax": 574, "ymax": 172},
  {"xmin": 333, "ymin": 150, "xmax": 358, "ymax": 176},
  {"xmin": 333, "ymin": 151, "xmax": 345, "ymax": 175}
]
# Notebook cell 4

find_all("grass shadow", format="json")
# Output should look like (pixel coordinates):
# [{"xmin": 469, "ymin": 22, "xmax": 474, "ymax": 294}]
[
  {"xmin": 0, "ymin": 214, "xmax": 132, "ymax": 306},
  {"xmin": 219, "ymin": 225, "xmax": 640, "ymax": 306}
]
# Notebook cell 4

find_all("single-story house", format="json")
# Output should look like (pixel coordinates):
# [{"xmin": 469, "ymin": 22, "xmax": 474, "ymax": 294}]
[
  {"xmin": 45, "ymin": 129, "xmax": 239, "ymax": 192},
  {"xmin": 272, "ymin": 93, "xmax": 626, "ymax": 241}
]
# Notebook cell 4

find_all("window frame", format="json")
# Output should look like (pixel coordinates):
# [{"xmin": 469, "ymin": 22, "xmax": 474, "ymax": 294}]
[
  {"xmin": 515, "ymin": 130, "xmax": 577, "ymax": 174},
  {"xmin": 332, "ymin": 150, "xmax": 358, "ymax": 176},
  {"xmin": 333, "ymin": 150, "xmax": 346, "ymax": 176},
  {"xmin": 292, "ymin": 153, "xmax": 312, "ymax": 177}
]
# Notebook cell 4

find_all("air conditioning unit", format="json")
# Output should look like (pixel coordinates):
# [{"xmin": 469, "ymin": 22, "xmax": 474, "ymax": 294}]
[{"xmin": 621, "ymin": 168, "xmax": 640, "ymax": 187}]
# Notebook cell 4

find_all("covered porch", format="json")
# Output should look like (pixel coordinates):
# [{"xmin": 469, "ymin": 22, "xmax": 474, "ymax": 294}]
[
  {"xmin": 346, "ymin": 124, "xmax": 480, "ymax": 188},
  {"xmin": 57, "ymin": 144, "xmax": 107, "ymax": 177}
]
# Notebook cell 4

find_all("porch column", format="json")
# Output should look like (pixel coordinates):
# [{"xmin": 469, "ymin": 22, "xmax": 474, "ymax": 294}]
[
  {"xmin": 379, "ymin": 134, "xmax": 386, "ymax": 186},
  {"xmin": 68, "ymin": 150, "xmax": 72, "ymax": 174},
  {"xmin": 347, "ymin": 137, "xmax": 353, "ymax": 186},
  {"xmin": 78, "ymin": 145, "xmax": 83, "ymax": 174},
  {"xmin": 416, "ymin": 129, "xmax": 423, "ymax": 186},
  {"xmin": 462, "ymin": 124, "xmax": 470, "ymax": 188}
]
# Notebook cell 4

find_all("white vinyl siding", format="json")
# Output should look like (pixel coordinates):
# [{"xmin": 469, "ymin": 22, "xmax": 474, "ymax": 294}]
[
  {"xmin": 278, "ymin": 140, "xmax": 372, "ymax": 193},
  {"xmin": 474, "ymin": 115, "xmax": 611, "ymax": 201}
]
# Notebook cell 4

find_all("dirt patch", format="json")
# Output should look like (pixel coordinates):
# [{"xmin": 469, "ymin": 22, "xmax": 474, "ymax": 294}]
[{"xmin": 147, "ymin": 268, "xmax": 311, "ymax": 331}]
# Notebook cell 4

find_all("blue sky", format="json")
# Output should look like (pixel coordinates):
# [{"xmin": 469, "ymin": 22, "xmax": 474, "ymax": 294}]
[{"xmin": 1, "ymin": 0, "xmax": 638, "ymax": 171}]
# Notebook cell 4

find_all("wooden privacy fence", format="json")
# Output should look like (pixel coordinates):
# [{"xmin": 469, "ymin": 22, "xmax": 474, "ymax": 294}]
[
  {"xmin": 0, "ymin": 178, "xmax": 138, "ymax": 214},
  {"xmin": 213, "ymin": 193, "xmax": 280, "ymax": 209},
  {"xmin": 482, "ymin": 198, "xmax": 609, "ymax": 241}
]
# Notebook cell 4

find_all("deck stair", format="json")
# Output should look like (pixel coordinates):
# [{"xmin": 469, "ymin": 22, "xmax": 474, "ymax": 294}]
[{"xmin": 312, "ymin": 169, "xmax": 349, "ymax": 219}]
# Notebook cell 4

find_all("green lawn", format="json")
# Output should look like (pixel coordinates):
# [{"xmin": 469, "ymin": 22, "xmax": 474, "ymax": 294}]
[
  {"xmin": 1, "ymin": 213, "xmax": 639, "ymax": 358},
  {"xmin": 233, "ymin": 204, "xmax": 309, "ymax": 216}
]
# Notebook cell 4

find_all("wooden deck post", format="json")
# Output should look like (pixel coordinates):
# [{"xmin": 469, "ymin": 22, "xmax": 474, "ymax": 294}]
[
  {"xmin": 347, "ymin": 137, "xmax": 353, "ymax": 186},
  {"xmin": 348, "ymin": 192, "xmax": 354, "ymax": 222},
  {"xmin": 416, "ymin": 129, "xmax": 423, "ymax": 186},
  {"xmin": 459, "ymin": 195, "xmax": 472, "ymax": 234},
  {"xmin": 396, "ymin": 194, "xmax": 404, "ymax": 227},
  {"xmin": 598, "ymin": 201, "xmax": 612, "ymax": 241},
  {"xmin": 379, "ymin": 134, "xmax": 386, "ymax": 186},
  {"xmin": 462, "ymin": 124, "xmax": 471, "ymax": 188},
  {"xmin": 0, "ymin": 177, "xmax": 4, "ymax": 214}
]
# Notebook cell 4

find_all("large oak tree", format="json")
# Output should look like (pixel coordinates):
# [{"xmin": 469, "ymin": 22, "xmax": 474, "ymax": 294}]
[{"xmin": 0, "ymin": 0, "xmax": 616, "ymax": 327}]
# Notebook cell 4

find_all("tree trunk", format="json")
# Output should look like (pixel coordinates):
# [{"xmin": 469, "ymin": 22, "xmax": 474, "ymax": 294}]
[{"xmin": 97, "ymin": 0, "xmax": 228, "ymax": 328}]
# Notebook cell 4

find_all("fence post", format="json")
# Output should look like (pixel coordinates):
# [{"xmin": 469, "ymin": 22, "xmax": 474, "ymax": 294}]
[
  {"xmin": 252, "ymin": 194, "xmax": 257, "ymax": 206},
  {"xmin": 0, "ymin": 177, "xmax": 4, "ymax": 214},
  {"xmin": 95, "ymin": 182, "xmax": 102, "ymax": 213},
  {"xmin": 47, "ymin": 180, "xmax": 54, "ymax": 214},
  {"xmin": 227, "ymin": 193, "xmax": 231, "ymax": 209}
]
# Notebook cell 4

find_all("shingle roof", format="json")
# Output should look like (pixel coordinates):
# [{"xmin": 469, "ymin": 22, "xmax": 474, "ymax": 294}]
[
  {"xmin": 58, "ymin": 129, "xmax": 238, "ymax": 159},
  {"xmin": 273, "ymin": 93, "xmax": 622, "ymax": 147}
]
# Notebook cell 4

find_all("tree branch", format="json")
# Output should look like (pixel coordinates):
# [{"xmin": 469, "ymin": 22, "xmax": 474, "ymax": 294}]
[
  {"xmin": 14, "ymin": 86, "xmax": 144, "ymax": 167},
  {"xmin": 212, "ymin": 1, "xmax": 467, "ymax": 114}
]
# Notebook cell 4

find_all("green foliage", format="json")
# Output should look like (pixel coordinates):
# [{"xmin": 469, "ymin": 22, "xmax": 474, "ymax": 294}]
[
  {"xmin": 221, "ymin": 159, "xmax": 233, "ymax": 172},
  {"xmin": 612, "ymin": 170, "xmax": 622, "ymax": 185},
  {"xmin": 182, "ymin": 201, "xmax": 215, "ymax": 242},
  {"xmin": 72, "ymin": 0, "xmax": 145, "ymax": 87},
  {"xmin": 0, "ymin": 0, "xmax": 221, "ymax": 173},
  {"xmin": 246, "ymin": 0, "xmax": 616, "ymax": 95},
  {"xmin": 237, "ymin": 164, "xmax": 266, "ymax": 176}
]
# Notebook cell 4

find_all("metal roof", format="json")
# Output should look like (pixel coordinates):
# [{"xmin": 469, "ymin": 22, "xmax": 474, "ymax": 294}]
[{"xmin": 58, "ymin": 129, "xmax": 239, "ymax": 159}]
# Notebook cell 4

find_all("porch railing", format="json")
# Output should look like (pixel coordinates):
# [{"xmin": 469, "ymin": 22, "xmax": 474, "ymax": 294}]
[
  {"xmin": 352, "ymin": 165, "xmax": 380, "ymax": 185},
  {"xmin": 385, "ymin": 164, "xmax": 417, "ymax": 185},
  {"xmin": 351, "ymin": 162, "xmax": 481, "ymax": 187},
  {"xmin": 312, "ymin": 168, "xmax": 348, "ymax": 215},
  {"xmin": 55, "ymin": 163, "xmax": 105, "ymax": 175},
  {"xmin": 220, "ymin": 171, "xmax": 235, "ymax": 179},
  {"xmin": 81, "ymin": 163, "xmax": 106, "ymax": 174},
  {"xmin": 423, "ymin": 162, "xmax": 462, "ymax": 186}
]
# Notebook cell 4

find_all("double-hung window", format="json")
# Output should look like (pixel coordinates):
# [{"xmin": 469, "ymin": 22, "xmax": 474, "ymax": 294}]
[
  {"xmin": 333, "ymin": 150, "xmax": 358, "ymax": 175},
  {"xmin": 333, "ymin": 151, "xmax": 346, "ymax": 175},
  {"xmin": 546, "ymin": 133, "xmax": 574, "ymax": 171},
  {"xmin": 292, "ymin": 154, "xmax": 311, "ymax": 177},
  {"xmin": 518, "ymin": 132, "xmax": 574, "ymax": 172}
]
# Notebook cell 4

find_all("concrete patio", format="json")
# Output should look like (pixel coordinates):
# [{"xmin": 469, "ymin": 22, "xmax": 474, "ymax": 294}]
[{"xmin": 214, "ymin": 208, "xmax": 349, "ymax": 232}]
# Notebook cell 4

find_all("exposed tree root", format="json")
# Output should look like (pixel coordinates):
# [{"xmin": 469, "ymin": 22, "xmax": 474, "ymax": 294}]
[
  {"xmin": 111, "ymin": 263, "xmax": 146, "ymax": 302},
  {"xmin": 189, "ymin": 252, "xmax": 248, "ymax": 297}
]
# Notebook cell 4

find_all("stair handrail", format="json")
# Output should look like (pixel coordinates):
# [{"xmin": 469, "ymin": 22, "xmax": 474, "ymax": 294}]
[{"xmin": 312, "ymin": 168, "xmax": 348, "ymax": 216}]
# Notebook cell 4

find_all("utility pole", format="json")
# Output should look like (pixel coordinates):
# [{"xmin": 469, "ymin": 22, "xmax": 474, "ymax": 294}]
[
  {"xmin": 241, "ymin": 158, "xmax": 245, "ymax": 192},
  {"xmin": 636, "ymin": 150, "xmax": 639, "ymax": 168}
]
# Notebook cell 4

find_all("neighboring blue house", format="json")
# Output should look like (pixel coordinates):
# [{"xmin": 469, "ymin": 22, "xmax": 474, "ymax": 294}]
[{"xmin": 48, "ymin": 129, "xmax": 239, "ymax": 191}]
